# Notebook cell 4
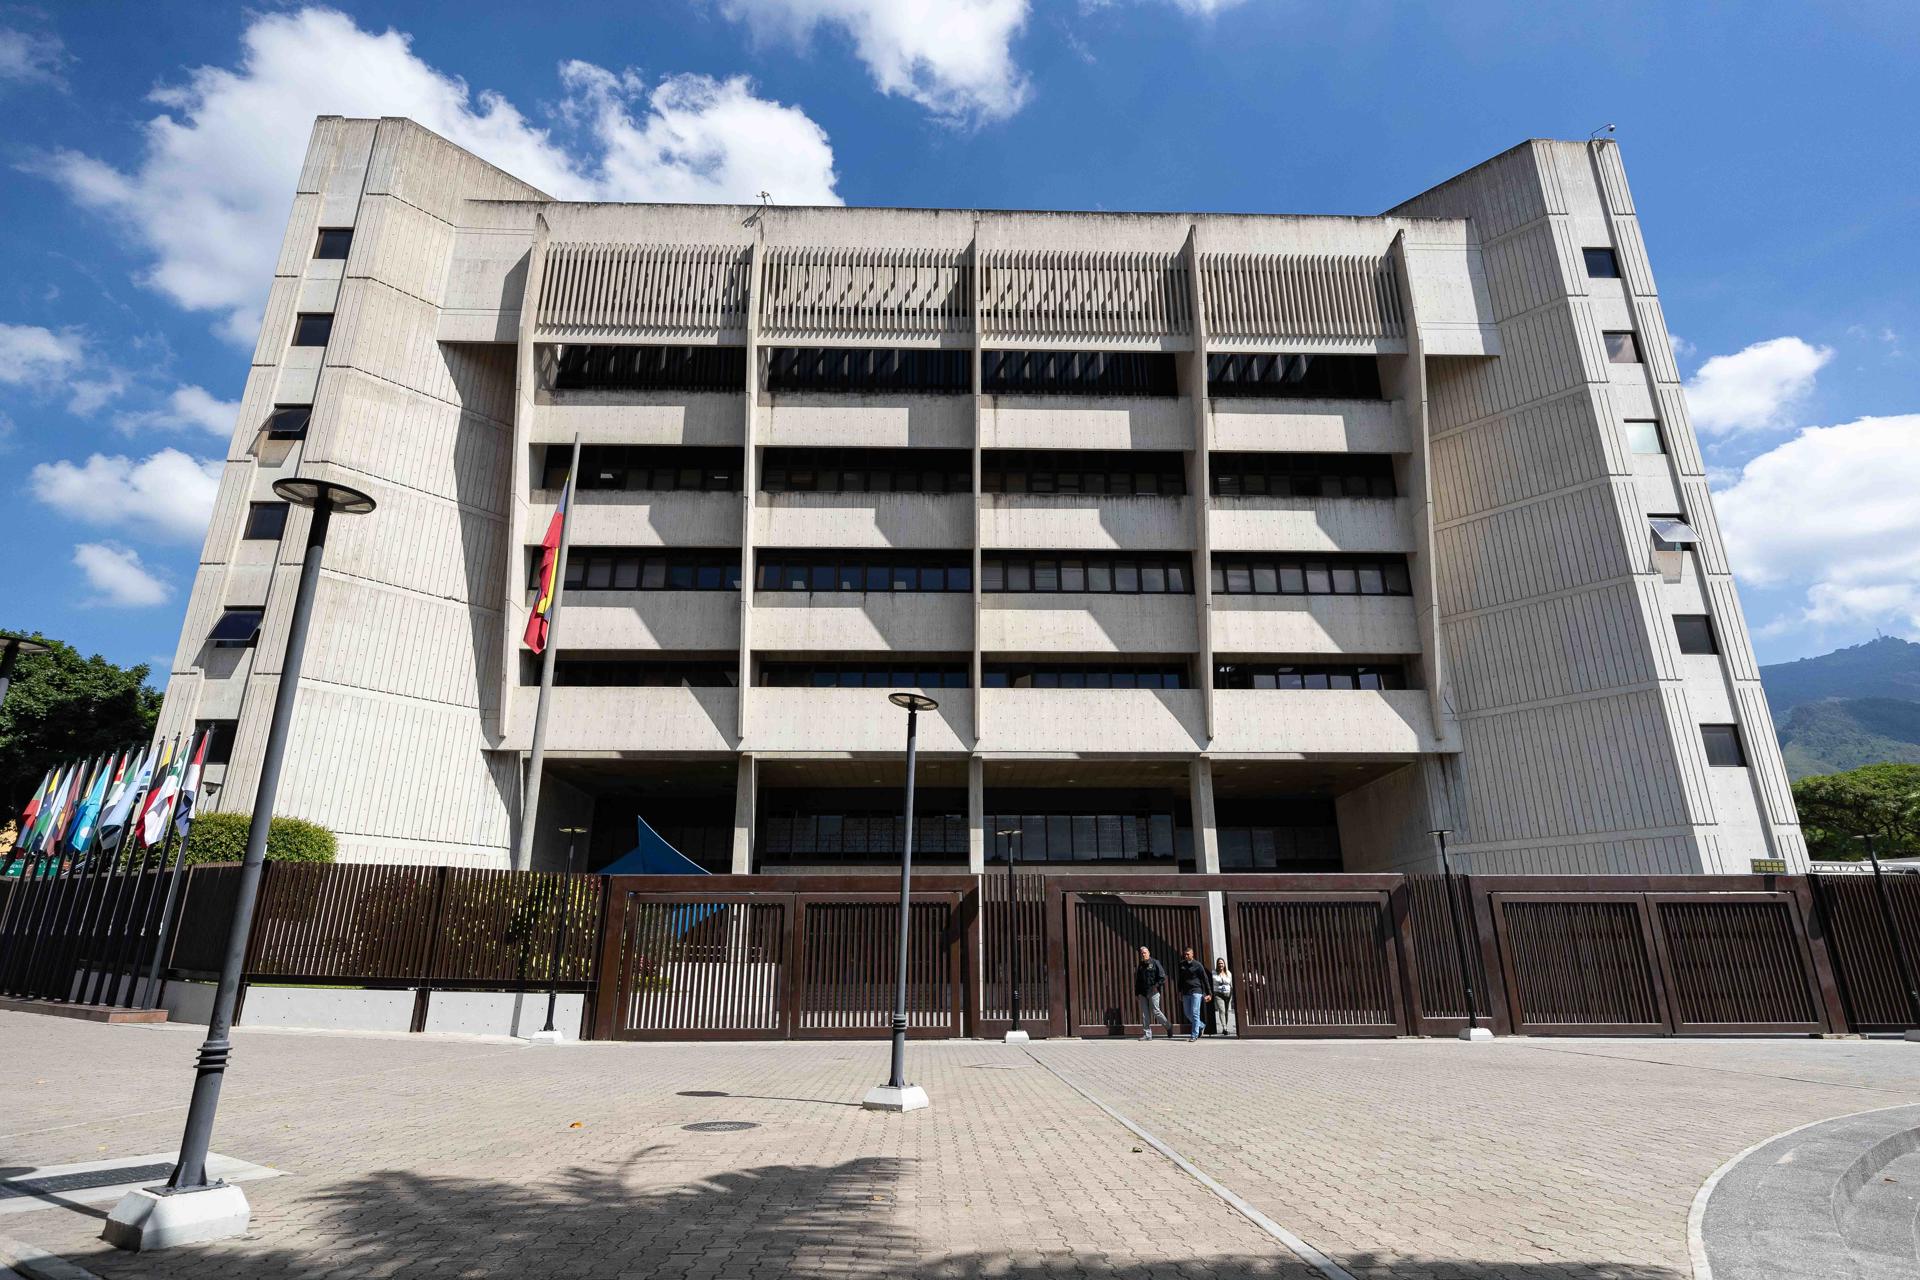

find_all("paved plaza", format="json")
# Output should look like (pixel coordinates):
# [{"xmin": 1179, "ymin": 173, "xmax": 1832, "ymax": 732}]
[{"xmin": 2, "ymin": 1013, "xmax": 1918, "ymax": 1278}]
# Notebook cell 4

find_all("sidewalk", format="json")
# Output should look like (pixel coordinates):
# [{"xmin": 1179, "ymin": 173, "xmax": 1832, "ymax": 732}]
[{"xmin": 2, "ymin": 1012, "xmax": 1916, "ymax": 1278}]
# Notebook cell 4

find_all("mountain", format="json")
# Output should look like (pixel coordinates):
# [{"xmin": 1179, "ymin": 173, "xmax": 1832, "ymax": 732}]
[{"xmin": 1760, "ymin": 637, "xmax": 1920, "ymax": 778}]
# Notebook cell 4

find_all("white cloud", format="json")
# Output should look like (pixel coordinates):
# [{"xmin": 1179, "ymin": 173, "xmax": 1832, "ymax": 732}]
[
  {"xmin": 33, "ymin": 6, "xmax": 840, "ymax": 344},
  {"xmin": 67, "ymin": 370, "xmax": 130, "ymax": 416},
  {"xmin": 0, "ymin": 322, "xmax": 85, "ymax": 385},
  {"xmin": 722, "ymin": 0, "xmax": 1031, "ymax": 125},
  {"xmin": 1683, "ymin": 336, "xmax": 1831, "ymax": 435},
  {"xmin": 31, "ymin": 448, "xmax": 222, "ymax": 543},
  {"xmin": 0, "ymin": 27, "xmax": 64, "ymax": 88},
  {"xmin": 1079, "ymin": 0, "xmax": 1249, "ymax": 15},
  {"xmin": 73, "ymin": 543, "xmax": 171, "ymax": 607},
  {"xmin": 1716, "ymin": 414, "xmax": 1920, "ymax": 636},
  {"xmin": 114, "ymin": 384, "xmax": 240, "ymax": 437}
]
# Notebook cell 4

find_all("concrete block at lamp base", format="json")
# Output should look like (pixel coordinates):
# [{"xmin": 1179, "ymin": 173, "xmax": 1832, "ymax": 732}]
[
  {"xmin": 1003, "ymin": 1029, "xmax": 1031, "ymax": 1044},
  {"xmin": 526, "ymin": 1028, "xmax": 567, "ymax": 1045},
  {"xmin": 1458, "ymin": 1026, "xmax": 1494, "ymax": 1042},
  {"xmin": 103, "ymin": 1184, "xmax": 251, "ymax": 1251},
  {"xmin": 862, "ymin": 1084, "xmax": 930, "ymax": 1112},
  {"xmin": 1906, "ymin": 1028, "xmax": 1920, "ymax": 1042}
]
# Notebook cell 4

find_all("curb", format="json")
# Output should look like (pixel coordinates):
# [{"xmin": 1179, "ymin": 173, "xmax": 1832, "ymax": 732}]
[{"xmin": 0, "ymin": 1234, "xmax": 106, "ymax": 1280}]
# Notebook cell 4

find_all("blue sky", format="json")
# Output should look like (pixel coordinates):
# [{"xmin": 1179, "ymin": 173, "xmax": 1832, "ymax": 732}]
[{"xmin": 2, "ymin": 0, "xmax": 1916, "ymax": 678}]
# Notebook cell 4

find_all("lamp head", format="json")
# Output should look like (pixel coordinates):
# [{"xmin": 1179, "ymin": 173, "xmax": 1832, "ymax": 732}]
[
  {"xmin": 272, "ymin": 477, "xmax": 377, "ymax": 515},
  {"xmin": 0, "ymin": 634, "xmax": 50, "ymax": 656},
  {"xmin": 889, "ymin": 691, "xmax": 939, "ymax": 712}
]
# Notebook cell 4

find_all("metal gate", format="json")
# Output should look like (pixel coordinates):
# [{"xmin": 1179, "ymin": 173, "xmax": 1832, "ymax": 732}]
[
  {"xmin": 1066, "ymin": 893, "xmax": 1207, "ymax": 1036},
  {"xmin": 1226, "ymin": 891, "xmax": 1405, "ymax": 1036},
  {"xmin": 795, "ymin": 894, "xmax": 961, "ymax": 1039}
]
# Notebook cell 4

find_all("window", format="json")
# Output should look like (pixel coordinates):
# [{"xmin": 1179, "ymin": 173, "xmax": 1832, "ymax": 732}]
[
  {"xmin": 243, "ymin": 502, "xmax": 289, "ymax": 541},
  {"xmin": 766, "ymin": 347, "xmax": 970, "ymax": 394},
  {"xmin": 264, "ymin": 405, "xmax": 311, "ymax": 438},
  {"xmin": 1701, "ymin": 724, "xmax": 1747, "ymax": 768},
  {"xmin": 1624, "ymin": 420, "xmax": 1664, "ymax": 455},
  {"xmin": 313, "ymin": 229, "xmax": 353, "ymax": 260},
  {"xmin": 761, "ymin": 663, "xmax": 968, "ymax": 689},
  {"xmin": 983, "ymin": 662, "xmax": 1189, "ymax": 690},
  {"xmin": 1215, "ymin": 799, "xmax": 1341, "ymax": 870},
  {"xmin": 195, "ymin": 719, "xmax": 237, "ymax": 767},
  {"xmin": 983, "ymin": 450, "xmax": 1186, "ymax": 497},
  {"xmin": 207, "ymin": 607, "xmax": 264, "ymax": 648},
  {"xmin": 986, "ymin": 810, "xmax": 1178, "ymax": 862},
  {"xmin": 1674, "ymin": 615, "xmax": 1718, "ymax": 655},
  {"xmin": 544, "ymin": 659, "xmax": 738, "ymax": 688},
  {"xmin": 983, "ymin": 552, "xmax": 1191, "ymax": 594},
  {"xmin": 1648, "ymin": 516, "xmax": 1700, "ymax": 552},
  {"xmin": 760, "ymin": 793, "xmax": 970, "ymax": 863},
  {"xmin": 1604, "ymin": 330, "xmax": 1642, "ymax": 364},
  {"xmin": 546, "ymin": 445, "xmax": 741, "ymax": 492},
  {"xmin": 755, "ymin": 552, "xmax": 970, "ymax": 593},
  {"xmin": 552, "ymin": 344, "xmax": 746, "ymax": 393},
  {"xmin": 291, "ymin": 313, "xmax": 333, "ymax": 347},
  {"xmin": 1214, "ymin": 662, "xmax": 1406, "ymax": 690},
  {"xmin": 763, "ymin": 447, "xmax": 971, "ymax": 495},
  {"xmin": 982, "ymin": 350, "xmax": 1178, "ymax": 397},
  {"xmin": 540, "ymin": 549, "xmax": 741, "ymax": 592},
  {"xmin": 1207, "ymin": 353, "xmax": 1383, "ymax": 400},
  {"xmin": 1583, "ymin": 247, "xmax": 1621, "ymax": 278},
  {"xmin": 1211, "ymin": 452, "xmax": 1396, "ymax": 498},
  {"xmin": 1210, "ymin": 553, "xmax": 1412, "ymax": 596}
]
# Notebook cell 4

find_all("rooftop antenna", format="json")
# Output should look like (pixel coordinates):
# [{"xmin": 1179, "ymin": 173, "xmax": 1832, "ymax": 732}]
[
  {"xmin": 743, "ymin": 189, "xmax": 774, "ymax": 228},
  {"xmin": 1589, "ymin": 123, "xmax": 1616, "ymax": 141}
]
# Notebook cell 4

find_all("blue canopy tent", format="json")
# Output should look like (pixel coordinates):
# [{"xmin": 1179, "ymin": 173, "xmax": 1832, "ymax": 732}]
[{"xmin": 598, "ymin": 815, "xmax": 721, "ymax": 937}]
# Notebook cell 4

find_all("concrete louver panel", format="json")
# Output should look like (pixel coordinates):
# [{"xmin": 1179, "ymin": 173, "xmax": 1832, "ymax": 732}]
[
  {"xmin": 536, "ymin": 242, "xmax": 752, "ymax": 338},
  {"xmin": 978, "ymin": 249, "xmax": 1192, "ymax": 338},
  {"xmin": 759, "ymin": 246, "xmax": 971, "ymax": 339},
  {"xmin": 1199, "ymin": 253, "xmax": 1405, "ymax": 341}
]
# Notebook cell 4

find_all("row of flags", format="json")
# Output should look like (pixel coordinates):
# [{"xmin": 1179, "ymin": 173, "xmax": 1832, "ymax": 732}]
[{"xmin": 11, "ymin": 731, "xmax": 209, "ymax": 870}]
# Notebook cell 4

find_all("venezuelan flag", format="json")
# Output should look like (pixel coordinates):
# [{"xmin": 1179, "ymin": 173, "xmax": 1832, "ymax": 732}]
[{"xmin": 523, "ymin": 480, "xmax": 570, "ymax": 653}]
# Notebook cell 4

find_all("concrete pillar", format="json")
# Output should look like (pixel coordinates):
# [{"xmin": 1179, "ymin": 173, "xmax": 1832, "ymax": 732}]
[
  {"xmin": 1189, "ymin": 758, "xmax": 1228, "ymax": 962},
  {"xmin": 730, "ymin": 753, "xmax": 756, "ymax": 874},
  {"xmin": 967, "ymin": 756, "xmax": 986, "ymax": 874}
]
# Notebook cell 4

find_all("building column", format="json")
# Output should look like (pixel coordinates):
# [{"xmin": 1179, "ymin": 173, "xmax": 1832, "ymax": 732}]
[
  {"xmin": 730, "ymin": 753, "xmax": 756, "ymax": 875},
  {"xmin": 1190, "ymin": 757, "xmax": 1228, "ymax": 963},
  {"xmin": 967, "ymin": 756, "xmax": 985, "ymax": 875}
]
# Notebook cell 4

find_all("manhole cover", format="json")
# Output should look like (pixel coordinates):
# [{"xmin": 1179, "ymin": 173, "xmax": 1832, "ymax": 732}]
[
  {"xmin": 677, "ymin": 1090, "xmax": 729, "ymax": 1097},
  {"xmin": 682, "ymin": 1121, "xmax": 759, "ymax": 1133}
]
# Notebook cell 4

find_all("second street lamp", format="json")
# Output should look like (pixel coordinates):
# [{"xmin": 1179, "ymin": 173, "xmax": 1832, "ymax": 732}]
[
  {"xmin": 864, "ymin": 691, "xmax": 937, "ymax": 1112},
  {"xmin": 1430, "ymin": 828, "xmax": 1491, "ymax": 1042},
  {"xmin": 997, "ymin": 826, "xmax": 1028, "ymax": 1044},
  {"xmin": 1857, "ymin": 832, "xmax": 1920, "ymax": 1041},
  {"xmin": 530, "ymin": 825, "xmax": 587, "ymax": 1046}
]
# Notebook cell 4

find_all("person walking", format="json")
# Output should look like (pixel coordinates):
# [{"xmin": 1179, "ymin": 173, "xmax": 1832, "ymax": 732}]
[
  {"xmin": 1175, "ymin": 947, "xmax": 1212, "ymax": 1042},
  {"xmin": 1209, "ymin": 956, "xmax": 1235, "ymax": 1036},
  {"xmin": 1134, "ymin": 945, "xmax": 1174, "ymax": 1040}
]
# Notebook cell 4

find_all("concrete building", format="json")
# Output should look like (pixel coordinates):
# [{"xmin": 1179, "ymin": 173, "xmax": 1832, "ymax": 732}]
[{"xmin": 156, "ymin": 118, "xmax": 1806, "ymax": 879}]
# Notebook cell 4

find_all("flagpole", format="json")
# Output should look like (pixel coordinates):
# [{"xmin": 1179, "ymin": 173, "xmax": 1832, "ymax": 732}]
[
  {"xmin": 81, "ymin": 741, "xmax": 172, "ymax": 1006},
  {"xmin": 514, "ymin": 434, "xmax": 581, "ymax": 871},
  {"xmin": 140, "ymin": 732, "xmax": 207, "ymax": 1009},
  {"xmin": 31, "ymin": 754, "xmax": 108, "ymax": 1000},
  {"xmin": 98, "ymin": 736, "xmax": 189, "ymax": 1007}
]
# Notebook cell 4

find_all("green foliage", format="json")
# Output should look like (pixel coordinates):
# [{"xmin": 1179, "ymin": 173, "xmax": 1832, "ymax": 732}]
[
  {"xmin": 179, "ymin": 811, "xmax": 337, "ymax": 866},
  {"xmin": 1778, "ymin": 698, "xmax": 1920, "ymax": 779},
  {"xmin": 1, "ymin": 636, "xmax": 161, "ymax": 815},
  {"xmin": 1791, "ymin": 762, "xmax": 1920, "ymax": 860}
]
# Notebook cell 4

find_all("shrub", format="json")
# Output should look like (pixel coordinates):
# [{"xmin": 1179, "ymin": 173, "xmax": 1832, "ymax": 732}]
[{"xmin": 181, "ymin": 812, "xmax": 337, "ymax": 866}]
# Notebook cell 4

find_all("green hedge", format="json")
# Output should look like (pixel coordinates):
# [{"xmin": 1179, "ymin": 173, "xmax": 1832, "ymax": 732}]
[{"xmin": 180, "ymin": 812, "xmax": 337, "ymax": 866}]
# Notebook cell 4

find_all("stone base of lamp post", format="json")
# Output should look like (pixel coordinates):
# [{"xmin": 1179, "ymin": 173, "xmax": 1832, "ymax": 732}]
[
  {"xmin": 1458, "ymin": 1027, "xmax": 1493, "ymax": 1042},
  {"xmin": 103, "ymin": 1184, "xmax": 250, "ymax": 1251},
  {"xmin": 1904, "ymin": 1028, "xmax": 1920, "ymax": 1042},
  {"xmin": 861, "ymin": 1084, "xmax": 929, "ymax": 1112},
  {"xmin": 1003, "ymin": 1029, "xmax": 1030, "ymax": 1044},
  {"xmin": 526, "ymin": 1028, "xmax": 566, "ymax": 1045}
]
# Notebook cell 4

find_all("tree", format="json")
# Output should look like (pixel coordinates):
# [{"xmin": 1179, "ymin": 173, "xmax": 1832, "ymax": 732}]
[
  {"xmin": 1791, "ymin": 763, "xmax": 1920, "ymax": 860},
  {"xmin": 0, "ymin": 635, "xmax": 162, "ymax": 817}
]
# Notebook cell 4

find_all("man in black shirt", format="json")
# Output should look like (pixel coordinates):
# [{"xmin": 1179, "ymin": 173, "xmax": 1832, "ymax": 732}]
[
  {"xmin": 1175, "ymin": 946, "xmax": 1213, "ymax": 1042},
  {"xmin": 1134, "ymin": 945, "xmax": 1174, "ymax": 1040}
]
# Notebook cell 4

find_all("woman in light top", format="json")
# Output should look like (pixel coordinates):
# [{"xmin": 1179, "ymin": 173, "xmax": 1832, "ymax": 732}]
[{"xmin": 1210, "ymin": 956, "xmax": 1235, "ymax": 1036}]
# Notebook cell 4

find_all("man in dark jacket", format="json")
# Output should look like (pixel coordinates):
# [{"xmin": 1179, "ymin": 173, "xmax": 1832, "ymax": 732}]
[
  {"xmin": 1175, "ymin": 947, "xmax": 1212, "ymax": 1042},
  {"xmin": 1134, "ymin": 945, "xmax": 1174, "ymax": 1040}
]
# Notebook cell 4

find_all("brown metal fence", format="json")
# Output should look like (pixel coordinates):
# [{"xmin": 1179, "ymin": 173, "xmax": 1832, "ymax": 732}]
[
  {"xmin": 1811, "ymin": 873, "xmax": 1920, "ymax": 1032},
  {"xmin": 981, "ymin": 870, "xmax": 1048, "ymax": 1032},
  {"xmin": 1405, "ymin": 873, "xmax": 1494, "ymax": 1030},
  {"xmin": 1065, "ymin": 893, "xmax": 1208, "ymax": 1036},
  {"xmin": 1227, "ymin": 892, "xmax": 1404, "ymax": 1036}
]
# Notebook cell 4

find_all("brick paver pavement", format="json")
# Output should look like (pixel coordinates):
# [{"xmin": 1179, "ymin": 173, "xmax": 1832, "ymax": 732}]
[{"xmin": 2, "ymin": 1011, "xmax": 1917, "ymax": 1278}]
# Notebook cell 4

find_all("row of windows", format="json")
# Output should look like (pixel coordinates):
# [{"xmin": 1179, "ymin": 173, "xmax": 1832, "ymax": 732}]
[
  {"xmin": 1211, "ymin": 554, "xmax": 1412, "ymax": 597},
  {"xmin": 1206, "ymin": 353, "xmax": 1383, "ymax": 400},
  {"xmin": 981, "ymin": 450, "xmax": 1186, "ymax": 497},
  {"xmin": 553, "ymin": 344, "xmax": 747, "ymax": 393},
  {"xmin": 755, "ymin": 554, "xmax": 972, "ymax": 593},
  {"xmin": 1211, "ymin": 453, "xmax": 1396, "ymax": 499},
  {"xmin": 761, "ymin": 663, "xmax": 969, "ymax": 689},
  {"xmin": 763, "ymin": 449, "xmax": 972, "ymax": 495},
  {"xmin": 982, "ymin": 553, "xmax": 1193, "ymax": 594},
  {"xmin": 555, "ymin": 550, "xmax": 743, "ymax": 592},
  {"xmin": 1213, "ymin": 662, "xmax": 1406, "ymax": 690},
  {"xmin": 549, "ymin": 661, "xmax": 738, "ymax": 688},
  {"xmin": 760, "ymin": 812, "xmax": 972, "ymax": 861},
  {"xmin": 1217, "ymin": 825, "xmax": 1341, "ymax": 871},
  {"xmin": 544, "ymin": 446, "xmax": 741, "ymax": 493},
  {"xmin": 768, "ymin": 347, "xmax": 970, "ymax": 394},
  {"xmin": 984, "ymin": 663, "xmax": 1189, "ymax": 689},
  {"xmin": 986, "ymin": 812, "xmax": 1180, "ymax": 862},
  {"xmin": 982, "ymin": 349, "xmax": 1178, "ymax": 397}
]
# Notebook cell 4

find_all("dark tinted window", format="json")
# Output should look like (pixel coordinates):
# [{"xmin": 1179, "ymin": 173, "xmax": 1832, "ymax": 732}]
[
  {"xmin": 1210, "ymin": 554, "xmax": 1411, "ymax": 596},
  {"xmin": 243, "ymin": 502, "xmax": 289, "ymax": 541},
  {"xmin": 195, "ymin": 719, "xmax": 237, "ymax": 766},
  {"xmin": 541, "ymin": 548, "xmax": 740, "ymax": 592},
  {"xmin": 755, "ymin": 551, "xmax": 970, "ymax": 593},
  {"xmin": 1674, "ymin": 615, "xmax": 1718, "ymax": 655},
  {"xmin": 264, "ymin": 405, "xmax": 311, "ymax": 438},
  {"xmin": 314, "ymin": 229, "xmax": 353, "ymax": 260},
  {"xmin": 291, "ymin": 313, "xmax": 332, "ymax": 347},
  {"xmin": 986, "ymin": 811, "xmax": 1179, "ymax": 862},
  {"xmin": 984, "ymin": 553, "xmax": 1191, "ymax": 594},
  {"xmin": 762, "ymin": 663, "xmax": 968, "ymax": 689},
  {"xmin": 544, "ymin": 659, "xmax": 737, "ymax": 688},
  {"xmin": 546, "ymin": 445, "xmax": 740, "ymax": 492},
  {"xmin": 983, "ymin": 662, "xmax": 1189, "ymax": 690},
  {"xmin": 983, "ymin": 450, "xmax": 1186, "ymax": 497},
  {"xmin": 552, "ymin": 344, "xmax": 746, "ymax": 392},
  {"xmin": 1701, "ymin": 724, "xmax": 1747, "ymax": 768},
  {"xmin": 1211, "ymin": 452, "xmax": 1396, "ymax": 498},
  {"xmin": 1583, "ymin": 247, "xmax": 1620, "ymax": 278},
  {"xmin": 208, "ymin": 608, "xmax": 264, "ymax": 647},
  {"xmin": 1207, "ymin": 353, "xmax": 1382, "ymax": 400},
  {"xmin": 763, "ymin": 448, "xmax": 971, "ymax": 494},
  {"xmin": 766, "ymin": 347, "xmax": 970, "ymax": 394},
  {"xmin": 1604, "ymin": 331, "xmax": 1642, "ymax": 364},
  {"xmin": 983, "ymin": 350, "xmax": 1178, "ymax": 397},
  {"xmin": 1214, "ymin": 662, "xmax": 1405, "ymax": 690}
]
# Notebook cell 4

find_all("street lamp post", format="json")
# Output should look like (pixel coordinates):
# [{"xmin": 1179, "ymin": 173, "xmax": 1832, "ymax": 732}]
[
  {"xmin": 1857, "ymin": 832, "xmax": 1920, "ymax": 1041},
  {"xmin": 997, "ymin": 826, "xmax": 1028, "ymax": 1044},
  {"xmin": 1430, "ymin": 829, "xmax": 1491, "ymax": 1042},
  {"xmin": 105, "ymin": 478, "xmax": 375, "ymax": 1252},
  {"xmin": 529, "ymin": 825, "xmax": 587, "ymax": 1045},
  {"xmin": 864, "ymin": 691, "xmax": 937, "ymax": 1113}
]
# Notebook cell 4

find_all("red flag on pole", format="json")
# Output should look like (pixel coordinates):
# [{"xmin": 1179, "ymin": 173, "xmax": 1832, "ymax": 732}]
[{"xmin": 523, "ymin": 481, "xmax": 570, "ymax": 654}]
